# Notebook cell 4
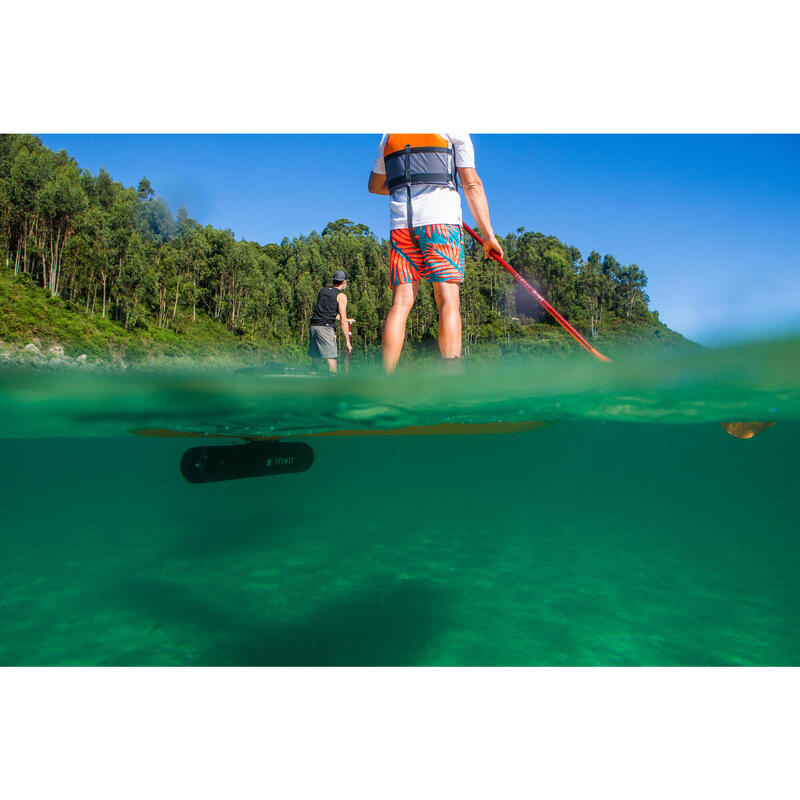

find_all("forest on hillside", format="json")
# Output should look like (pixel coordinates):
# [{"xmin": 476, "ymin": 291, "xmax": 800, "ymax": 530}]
[{"xmin": 0, "ymin": 134, "xmax": 659, "ymax": 357}]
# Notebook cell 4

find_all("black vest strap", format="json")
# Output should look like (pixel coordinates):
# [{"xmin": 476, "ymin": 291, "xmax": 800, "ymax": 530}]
[{"xmin": 405, "ymin": 145, "xmax": 414, "ymax": 232}]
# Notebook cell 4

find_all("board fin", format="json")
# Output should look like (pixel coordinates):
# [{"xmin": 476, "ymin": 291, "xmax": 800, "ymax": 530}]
[{"xmin": 180, "ymin": 441, "xmax": 314, "ymax": 484}]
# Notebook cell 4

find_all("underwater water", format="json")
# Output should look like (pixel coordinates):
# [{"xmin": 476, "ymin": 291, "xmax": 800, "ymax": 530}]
[{"xmin": 1, "ymin": 338, "xmax": 799, "ymax": 666}]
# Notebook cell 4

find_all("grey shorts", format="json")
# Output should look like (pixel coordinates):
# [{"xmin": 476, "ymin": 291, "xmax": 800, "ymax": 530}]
[{"xmin": 308, "ymin": 325, "xmax": 338, "ymax": 359}]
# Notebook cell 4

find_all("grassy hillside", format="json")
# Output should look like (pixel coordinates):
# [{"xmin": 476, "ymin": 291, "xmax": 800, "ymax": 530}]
[{"xmin": 0, "ymin": 270, "xmax": 269, "ymax": 365}]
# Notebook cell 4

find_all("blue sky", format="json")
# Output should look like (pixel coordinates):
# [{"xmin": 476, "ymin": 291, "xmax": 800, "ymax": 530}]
[{"xmin": 39, "ymin": 134, "xmax": 800, "ymax": 345}]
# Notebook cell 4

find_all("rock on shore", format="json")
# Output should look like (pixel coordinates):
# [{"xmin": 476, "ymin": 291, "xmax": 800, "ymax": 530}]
[{"xmin": 0, "ymin": 340, "xmax": 122, "ymax": 371}]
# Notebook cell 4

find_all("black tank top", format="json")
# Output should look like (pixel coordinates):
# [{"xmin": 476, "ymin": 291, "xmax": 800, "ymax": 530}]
[{"xmin": 309, "ymin": 287, "xmax": 341, "ymax": 327}]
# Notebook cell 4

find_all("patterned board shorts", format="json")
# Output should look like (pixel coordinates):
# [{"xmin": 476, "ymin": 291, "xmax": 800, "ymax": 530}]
[{"xmin": 389, "ymin": 224, "xmax": 465, "ymax": 286}]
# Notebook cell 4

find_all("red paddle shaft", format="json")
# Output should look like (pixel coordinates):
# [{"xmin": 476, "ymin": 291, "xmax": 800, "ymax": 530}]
[{"xmin": 462, "ymin": 223, "xmax": 611, "ymax": 362}]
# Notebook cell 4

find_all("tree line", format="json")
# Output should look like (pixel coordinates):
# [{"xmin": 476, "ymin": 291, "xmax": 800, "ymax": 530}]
[{"xmin": 0, "ymin": 134, "xmax": 653, "ymax": 356}]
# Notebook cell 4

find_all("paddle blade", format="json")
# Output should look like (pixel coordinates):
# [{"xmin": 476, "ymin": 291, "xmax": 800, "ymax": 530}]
[
  {"xmin": 588, "ymin": 347, "xmax": 612, "ymax": 362},
  {"xmin": 180, "ymin": 441, "xmax": 315, "ymax": 484},
  {"xmin": 720, "ymin": 422, "xmax": 777, "ymax": 440}
]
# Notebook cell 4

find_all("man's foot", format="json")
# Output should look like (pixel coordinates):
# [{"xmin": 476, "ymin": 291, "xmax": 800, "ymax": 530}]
[{"xmin": 440, "ymin": 356, "xmax": 463, "ymax": 373}]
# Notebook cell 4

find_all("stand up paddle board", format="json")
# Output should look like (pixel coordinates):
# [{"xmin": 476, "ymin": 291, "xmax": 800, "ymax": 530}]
[
  {"xmin": 130, "ymin": 420, "xmax": 555, "ymax": 442},
  {"xmin": 131, "ymin": 421, "xmax": 555, "ymax": 484}
]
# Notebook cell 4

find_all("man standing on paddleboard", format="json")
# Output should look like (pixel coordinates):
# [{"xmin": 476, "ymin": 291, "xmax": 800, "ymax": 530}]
[
  {"xmin": 308, "ymin": 270, "xmax": 353, "ymax": 374},
  {"xmin": 368, "ymin": 134, "xmax": 503, "ymax": 372}
]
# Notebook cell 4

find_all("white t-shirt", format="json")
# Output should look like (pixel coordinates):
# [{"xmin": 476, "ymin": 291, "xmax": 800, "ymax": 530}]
[{"xmin": 371, "ymin": 133, "xmax": 475, "ymax": 230}]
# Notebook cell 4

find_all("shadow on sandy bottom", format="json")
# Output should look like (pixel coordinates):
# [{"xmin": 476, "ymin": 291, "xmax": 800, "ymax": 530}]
[
  {"xmin": 107, "ymin": 575, "xmax": 452, "ymax": 666},
  {"xmin": 165, "ymin": 507, "xmax": 309, "ymax": 561}
]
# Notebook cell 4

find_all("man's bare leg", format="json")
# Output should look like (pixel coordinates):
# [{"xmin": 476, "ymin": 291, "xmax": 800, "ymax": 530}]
[
  {"xmin": 327, "ymin": 358, "xmax": 338, "ymax": 374},
  {"xmin": 433, "ymin": 281, "xmax": 462, "ymax": 359},
  {"xmin": 382, "ymin": 281, "xmax": 419, "ymax": 372},
  {"xmin": 310, "ymin": 357, "xmax": 322, "ymax": 374}
]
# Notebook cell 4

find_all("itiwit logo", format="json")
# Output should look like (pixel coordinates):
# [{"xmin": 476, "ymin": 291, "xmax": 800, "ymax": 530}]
[{"xmin": 266, "ymin": 457, "xmax": 295, "ymax": 466}]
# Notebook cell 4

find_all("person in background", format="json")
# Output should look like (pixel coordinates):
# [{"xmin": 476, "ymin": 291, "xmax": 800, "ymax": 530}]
[
  {"xmin": 368, "ymin": 133, "xmax": 503, "ymax": 372},
  {"xmin": 308, "ymin": 270, "xmax": 353, "ymax": 374}
]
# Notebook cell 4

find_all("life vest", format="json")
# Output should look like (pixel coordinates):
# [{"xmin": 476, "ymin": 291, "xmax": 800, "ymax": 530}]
[{"xmin": 383, "ymin": 134, "xmax": 458, "ymax": 230}]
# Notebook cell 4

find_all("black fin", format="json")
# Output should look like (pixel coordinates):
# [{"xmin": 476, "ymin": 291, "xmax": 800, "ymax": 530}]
[{"xmin": 180, "ymin": 441, "xmax": 314, "ymax": 484}]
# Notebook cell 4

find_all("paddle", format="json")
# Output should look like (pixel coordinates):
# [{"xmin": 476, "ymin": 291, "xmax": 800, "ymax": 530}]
[
  {"xmin": 345, "ymin": 320, "xmax": 354, "ymax": 374},
  {"xmin": 462, "ymin": 223, "xmax": 611, "ymax": 362}
]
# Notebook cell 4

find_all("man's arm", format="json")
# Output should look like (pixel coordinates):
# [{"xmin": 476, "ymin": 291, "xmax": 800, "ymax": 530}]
[
  {"xmin": 458, "ymin": 166, "xmax": 504, "ymax": 259},
  {"xmin": 337, "ymin": 294, "xmax": 352, "ymax": 351},
  {"xmin": 368, "ymin": 171, "xmax": 389, "ymax": 195}
]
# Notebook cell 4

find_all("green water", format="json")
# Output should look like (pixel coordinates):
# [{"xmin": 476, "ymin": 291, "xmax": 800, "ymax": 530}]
[{"xmin": 1, "ymin": 339, "xmax": 799, "ymax": 666}]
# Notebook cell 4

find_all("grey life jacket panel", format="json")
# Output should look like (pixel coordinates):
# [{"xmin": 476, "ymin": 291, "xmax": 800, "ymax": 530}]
[{"xmin": 383, "ymin": 140, "xmax": 459, "ymax": 231}]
